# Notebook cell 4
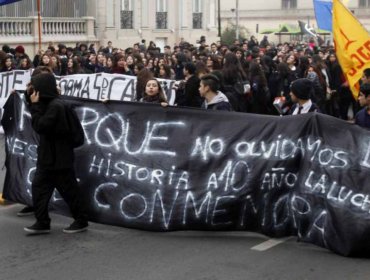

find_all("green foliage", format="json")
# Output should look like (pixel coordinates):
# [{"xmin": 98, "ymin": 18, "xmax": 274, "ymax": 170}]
[{"xmin": 221, "ymin": 23, "xmax": 249, "ymax": 45}]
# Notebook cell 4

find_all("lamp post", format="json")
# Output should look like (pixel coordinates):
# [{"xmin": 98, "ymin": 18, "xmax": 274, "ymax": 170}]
[
  {"xmin": 235, "ymin": 0, "xmax": 239, "ymax": 40},
  {"xmin": 36, "ymin": 0, "xmax": 42, "ymax": 50},
  {"xmin": 217, "ymin": 0, "xmax": 221, "ymax": 37},
  {"xmin": 231, "ymin": 0, "xmax": 239, "ymax": 41}
]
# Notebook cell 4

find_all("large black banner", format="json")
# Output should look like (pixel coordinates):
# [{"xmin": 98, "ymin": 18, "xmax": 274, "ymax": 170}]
[{"xmin": 2, "ymin": 93, "xmax": 370, "ymax": 257}]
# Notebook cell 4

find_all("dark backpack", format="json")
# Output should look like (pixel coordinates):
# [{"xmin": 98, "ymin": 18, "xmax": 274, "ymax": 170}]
[{"xmin": 64, "ymin": 103, "xmax": 85, "ymax": 148}]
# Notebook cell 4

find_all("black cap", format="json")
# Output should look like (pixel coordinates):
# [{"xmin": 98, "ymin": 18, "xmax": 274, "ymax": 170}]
[{"xmin": 291, "ymin": 78, "xmax": 313, "ymax": 100}]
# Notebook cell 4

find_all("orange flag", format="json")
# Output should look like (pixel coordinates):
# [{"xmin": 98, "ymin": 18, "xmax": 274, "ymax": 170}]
[{"xmin": 333, "ymin": 0, "xmax": 370, "ymax": 98}]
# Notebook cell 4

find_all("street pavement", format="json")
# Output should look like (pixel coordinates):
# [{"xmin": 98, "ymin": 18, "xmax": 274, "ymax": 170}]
[{"xmin": 1, "ymin": 136, "xmax": 370, "ymax": 280}]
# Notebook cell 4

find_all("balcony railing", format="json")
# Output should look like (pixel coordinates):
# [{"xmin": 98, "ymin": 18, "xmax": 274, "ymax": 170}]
[
  {"xmin": 0, "ymin": 17, "xmax": 93, "ymax": 37},
  {"xmin": 42, "ymin": 19, "xmax": 86, "ymax": 36},
  {"xmin": 0, "ymin": 17, "xmax": 96, "ymax": 56},
  {"xmin": 0, "ymin": 19, "xmax": 32, "ymax": 36}
]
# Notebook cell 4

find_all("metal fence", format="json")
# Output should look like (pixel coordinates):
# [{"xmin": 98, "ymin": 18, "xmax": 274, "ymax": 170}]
[{"xmin": 0, "ymin": 0, "xmax": 87, "ymax": 17}]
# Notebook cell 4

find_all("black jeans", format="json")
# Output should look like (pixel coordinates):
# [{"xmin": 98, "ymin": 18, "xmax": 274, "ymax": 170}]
[{"xmin": 32, "ymin": 168, "xmax": 87, "ymax": 225}]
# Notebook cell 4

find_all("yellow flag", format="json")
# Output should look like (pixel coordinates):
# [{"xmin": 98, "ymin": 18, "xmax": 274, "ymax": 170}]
[{"xmin": 333, "ymin": 0, "xmax": 370, "ymax": 98}]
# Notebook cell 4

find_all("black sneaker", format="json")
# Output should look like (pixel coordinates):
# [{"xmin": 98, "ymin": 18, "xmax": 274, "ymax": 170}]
[
  {"xmin": 17, "ymin": 206, "xmax": 35, "ymax": 217},
  {"xmin": 63, "ymin": 220, "xmax": 88, "ymax": 234},
  {"xmin": 24, "ymin": 222, "xmax": 50, "ymax": 235}
]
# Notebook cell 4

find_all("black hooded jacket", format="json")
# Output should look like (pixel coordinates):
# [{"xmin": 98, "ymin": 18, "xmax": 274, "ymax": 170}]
[{"xmin": 30, "ymin": 73, "xmax": 75, "ymax": 170}]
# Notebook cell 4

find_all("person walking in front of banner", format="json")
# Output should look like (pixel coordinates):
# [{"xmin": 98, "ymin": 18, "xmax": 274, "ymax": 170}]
[
  {"xmin": 14, "ymin": 66, "xmax": 55, "ymax": 217},
  {"xmin": 140, "ymin": 78, "xmax": 168, "ymax": 107},
  {"xmin": 199, "ymin": 74, "xmax": 232, "ymax": 111},
  {"xmin": 288, "ymin": 78, "xmax": 320, "ymax": 115},
  {"xmin": 24, "ymin": 72, "xmax": 88, "ymax": 235},
  {"xmin": 355, "ymin": 83, "xmax": 370, "ymax": 129}
]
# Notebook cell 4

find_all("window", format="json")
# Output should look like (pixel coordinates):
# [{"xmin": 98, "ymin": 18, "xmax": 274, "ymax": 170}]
[
  {"xmin": 193, "ymin": 0, "xmax": 201, "ymax": 12},
  {"xmin": 122, "ymin": 0, "xmax": 130, "ymax": 10},
  {"xmin": 359, "ymin": 0, "xmax": 370, "ymax": 7},
  {"xmin": 121, "ymin": 0, "xmax": 133, "ymax": 29},
  {"xmin": 156, "ymin": 0, "xmax": 167, "ymax": 12},
  {"xmin": 193, "ymin": 0, "xmax": 202, "ymax": 29},
  {"xmin": 282, "ymin": 0, "xmax": 297, "ymax": 9},
  {"xmin": 156, "ymin": 0, "xmax": 167, "ymax": 29}
]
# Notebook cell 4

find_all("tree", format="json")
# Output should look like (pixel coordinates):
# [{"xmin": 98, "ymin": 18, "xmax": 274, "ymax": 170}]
[{"xmin": 221, "ymin": 23, "xmax": 250, "ymax": 46}]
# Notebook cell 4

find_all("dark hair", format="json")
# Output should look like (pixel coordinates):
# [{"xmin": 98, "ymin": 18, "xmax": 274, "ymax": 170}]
[
  {"xmin": 136, "ymin": 68, "xmax": 154, "ymax": 101},
  {"xmin": 2, "ymin": 45, "xmax": 10, "ymax": 53},
  {"xmin": 184, "ymin": 62, "xmax": 196, "ymax": 75},
  {"xmin": 360, "ymin": 83, "xmax": 370, "ymax": 97},
  {"xmin": 222, "ymin": 52, "xmax": 247, "ymax": 83},
  {"xmin": 31, "ymin": 66, "xmax": 53, "ymax": 77},
  {"xmin": 135, "ymin": 63, "xmax": 145, "ymax": 72},
  {"xmin": 112, "ymin": 53, "xmax": 125, "ymax": 68},
  {"xmin": 364, "ymin": 68, "xmax": 370, "ymax": 79},
  {"xmin": 132, "ymin": 53, "xmax": 143, "ymax": 64},
  {"xmin": 195, "ymin": 61, "xmax": 209, "ymax": 77},
  {"xmin": 200, "ymin": 74, "xmax": 220, "ymax": 92},
  {"xmin": 18, "ymin": 56, "xmax": 32, "ymax": 70},
  {"xmin": 159, "ymin": 64, "xmax": 172, "ymax": 79},
  {"xmin": 249, "ymin": 61, "xmax": 267, "ymax": 88},
  {"xmin": 30, "ymin": 72, "xmax": 59, "ymax": 98}
]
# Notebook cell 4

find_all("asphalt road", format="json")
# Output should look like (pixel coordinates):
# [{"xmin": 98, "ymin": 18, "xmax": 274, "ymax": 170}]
[{"xmin": 1, "ymin": 136, "xmax": 370, "ymax": 280}]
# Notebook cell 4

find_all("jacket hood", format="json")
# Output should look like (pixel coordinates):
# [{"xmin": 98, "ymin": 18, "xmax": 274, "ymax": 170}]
[
  {"xmin": 207, "ymin": 91, "xmax": 229, "ymax": 106},
  {"xmin": 31, "ymin": 72, "xmax": 59, "ymax": 100}
]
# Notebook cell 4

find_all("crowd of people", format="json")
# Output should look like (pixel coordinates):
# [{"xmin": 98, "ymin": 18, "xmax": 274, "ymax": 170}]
[{"xmin": 1, "ymin": 35, "xmax": 369, "ymax": 126}]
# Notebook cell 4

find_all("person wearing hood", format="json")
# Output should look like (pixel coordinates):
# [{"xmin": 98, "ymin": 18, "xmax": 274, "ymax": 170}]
[
  {"xmin": 199, "ymin": 74, "xmax": 232, "ymax": 111},
  {"xmin": 24, "ymin": 72, "xmax": 88, "ymax": 235},
  {"xmin": 305, "ymin": 64, "xmax": 327, "ymax": 113}
]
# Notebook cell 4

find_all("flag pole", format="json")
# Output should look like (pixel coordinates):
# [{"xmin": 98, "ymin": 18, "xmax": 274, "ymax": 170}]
[{"xmin": 36, "ymin": 0, "xmax": 41, "ymax": 50}]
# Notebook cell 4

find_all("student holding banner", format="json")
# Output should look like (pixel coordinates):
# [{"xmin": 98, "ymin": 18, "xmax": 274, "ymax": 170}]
[
  {"xmin": 140, "ymin": 79, "xmax": 168, "ymax": 107},
  {"xmin": 355, "ymin": 83, "xmax": 370, "ymax": 129},
  {"xmin": 199, "ymin": 74, "xmax": 232, "ymax": 111},
  {"xmin": 288, "ymin": 78, "xmax": 320, "ymax": 115},
  {"xmin": 16, "ymin": 66, "xmax": 55, "ymax": 217}
]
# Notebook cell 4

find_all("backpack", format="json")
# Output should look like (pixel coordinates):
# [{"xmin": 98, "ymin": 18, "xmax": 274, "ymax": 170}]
[{"xmin": 64, "ymin": 103, "xmax": 85, "ymax": 148}]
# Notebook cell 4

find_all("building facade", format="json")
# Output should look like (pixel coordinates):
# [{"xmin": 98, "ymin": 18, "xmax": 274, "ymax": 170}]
[
  {"xmin": 1, "ymin": 0, "xmax": 370, "ymax": 56},
  {"xmin": 221, "ymin": 0, "xmax": 370, "ymax": 43},
  {"xmin": 94, "ymin": 0, "xmax": 219, "ymax": 51},
  {"xmin": 0, "ymin": 0, "xmax": 220, "ymax": 56}
]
